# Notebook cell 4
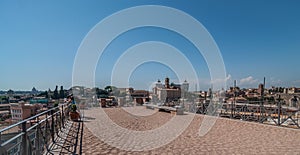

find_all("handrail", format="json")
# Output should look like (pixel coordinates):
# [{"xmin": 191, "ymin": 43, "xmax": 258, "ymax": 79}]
[
  {"xmin": 0, "ymin": 102, "xmax": 71, "ymax": 155},
  {"xmin": 25, "ymin": 111, "xmax": 59, "ymax": 132},
  {"xmin": 1, "ymin": 132, "xmax": 24, "ymax": 147},
  {"xmin": 0, "ymin": 103, "xmax": 68, "ymax": 133}
]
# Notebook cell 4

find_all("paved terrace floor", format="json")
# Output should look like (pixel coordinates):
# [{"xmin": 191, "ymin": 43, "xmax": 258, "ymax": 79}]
[{"xmin": 69, "ymin": 107, "xmax": 300, "ymax": 154}]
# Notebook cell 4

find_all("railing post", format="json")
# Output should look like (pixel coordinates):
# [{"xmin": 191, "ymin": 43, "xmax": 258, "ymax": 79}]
[
  {"xmin": 230, "ymin": 101, "xmax": 234, "ymax": 119},
  {"xmin": 0, "ymin": 133, "xmax": 3, "ymax": 155},
  {"xmin": 22, "ymin": 121, "xmax": 28, "ymax": 155},
  {"xmin": 36, "ymin": 117, "xmax": 40, "ymax": 154},
  {"xmin": 278, "ymin": 100, "xmax": 281, "ymax": 126},
  {"xmin": 61, "ymin": 104, "xmax": 64, "ymax": 128},
  {"xmin": 51, "ymin": 109, "xmax": 55, "ymax": 143},
  {"xmin": 55, "ymin": 108, "xmax": 60, "ymax": 136},
  {"xmin": 45, "ymin": 112, "xmax": 49, "ymax": 143}
]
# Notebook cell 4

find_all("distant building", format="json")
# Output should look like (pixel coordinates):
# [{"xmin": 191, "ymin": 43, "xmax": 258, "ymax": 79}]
[
  {"xmin": 10, "ymin": 101, "xmax": 42, "ymax": 123},
  {"xmin": 102, "ymin": 87, "xmax": 150, "ymax": 105},
  {"xmin": 258, "ymin": 84, "xmax": 264, "ymax": 96},
  {"xmin": 283, "ymin": 88, "xmax": 288, "ymax": 94},
  {"xmin": 153, "ymin": 80, "xmax": 162, "ymax": 95},
  {"xmin": 31, "ymin": 87, "xmax": 38, "ymax": 95},
  {"xmin": 30, "ymin": 97, "xmax": 48, "ymax": 104},
  {"xmin": 227, "ymin": 96, "xmax": 248, "ymax": 103},
  {"xmin": 181, "ymin": 80, "xmax": 189, "ymax": 92},
  {"xmin": 116, "ymin": 88, "xmax": 127, "ymax": 96},
  {"xmin": 71, "ymin": 86, "xmax": 85, "ymax": 96},
  {"xmin": 246, "ymin": 92, "xmax": 259, "ymax": 98},
  {"xmin": 0, "ymin": 104, "xmax": 10, "ymax": 112},
  {"xmin": 288, "ymin": 87, "xmax": 300, "ymax": 94},
  {"xmin": 130, "ymin": 90, "xmax": 150, "ymax": 105},
  {"xmin": 158, "ymin": 88, "xmax": 181, "ymax": 102},
  {"xmin": 289, "ymin": 96, "xmax": 299, "ymax": 108},
  {"xmin": 0, "ymin": 104, "xmax": 11, "ymax": 120},
  {"xmin": 152, "ymin": 77, "xmax": 188, "ymax": 103}
]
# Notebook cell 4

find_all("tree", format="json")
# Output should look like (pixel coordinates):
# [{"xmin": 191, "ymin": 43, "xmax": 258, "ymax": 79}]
[
  {"xmin": 7, "ymin": 89, "xmax": 14, "ymax": 97},
  {"xmin": 96, "ymin": 89, "xmax": 109, "ymax": 98},
  {"xmin": 48, "ymin": 89, "xmax": 52, "ymax": 99},
  {"xmin": 59, "ymin": 86, "xmax": 65, "ymax": 99},
  {"xmin": 104, "ymin": 86, "xmax": 118, "ymax": 96},
  {"xmin": 104, "ymin": 86, "xmax": 113, "ymax": 93},
  {"xmin": 45, "ymin": 91, "xmax": 49, "ymax": 98},
  {"xmin": 53, "ymin": 86, "xmax": 59, "ymax": 99}
]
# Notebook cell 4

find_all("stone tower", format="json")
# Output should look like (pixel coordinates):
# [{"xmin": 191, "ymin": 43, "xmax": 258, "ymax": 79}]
[
  {"xmin": 165, "ymin": 77, "xmax": 170, "ymax": 88},
  {"xmin": 181, "ymin": 80, "xmax": 189, "ymax": 92}
]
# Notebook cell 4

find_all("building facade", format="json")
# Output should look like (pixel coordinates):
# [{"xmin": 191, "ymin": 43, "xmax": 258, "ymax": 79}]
[
  {"xmin": 10, "ymin": 101, "xmax": 42, "ymax": 123},
  {"xmin": 153, "ymin": 77, "xmax": 189, "ymax": 103}
]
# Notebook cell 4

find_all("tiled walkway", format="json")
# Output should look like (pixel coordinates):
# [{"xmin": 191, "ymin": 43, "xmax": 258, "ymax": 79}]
[{"xmin": 75, "ymin": 107, "xmax": 300, "ymax": 154}]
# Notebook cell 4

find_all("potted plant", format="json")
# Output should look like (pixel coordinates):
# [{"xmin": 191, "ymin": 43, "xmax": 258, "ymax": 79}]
[{"xmin": 69, "ymin": 104, "xmax": 80, "ymax": 121}]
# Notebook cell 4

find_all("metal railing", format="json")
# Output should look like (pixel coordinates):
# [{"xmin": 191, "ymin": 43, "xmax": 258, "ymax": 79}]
[
  {"xmin": 194, "ymin": 100, "xmax": 300, "ymax": 129},
  {"xmin": 0, "ymin": 103, "xmax": 70, "ymax": 155}
]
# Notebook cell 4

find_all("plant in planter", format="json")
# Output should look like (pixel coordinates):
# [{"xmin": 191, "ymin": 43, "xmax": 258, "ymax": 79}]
[
  {"xmin": 53, "ymin": 101, "xmax": 59, "ymax": 112},
  {"xmin": 69, "ymin": 104, "xmax": 80, "ymax": 121},
  {"xmin": 53, "ymin": 102, "xmax": 59, "ymax": 107}
]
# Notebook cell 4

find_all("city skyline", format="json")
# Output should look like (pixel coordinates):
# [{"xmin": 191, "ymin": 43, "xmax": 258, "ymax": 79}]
[{"xmin": 1, "ymin": 1, "xmax": 300, "ymax": 91}]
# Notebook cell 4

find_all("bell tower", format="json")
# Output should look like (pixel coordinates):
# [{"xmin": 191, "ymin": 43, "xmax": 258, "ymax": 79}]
[{"xmin": 165, "ymin": 77, "xmax": 170, "ymax": 88}]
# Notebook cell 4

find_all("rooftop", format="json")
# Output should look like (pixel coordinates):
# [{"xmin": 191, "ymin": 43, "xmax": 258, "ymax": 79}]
[
  {"xmin": 79, "ymin": 107, "xmax": 300, "ymax": 154},
  {"xmin": 1, "ymin": 105, "xmax": 300, "ymax": 154}
]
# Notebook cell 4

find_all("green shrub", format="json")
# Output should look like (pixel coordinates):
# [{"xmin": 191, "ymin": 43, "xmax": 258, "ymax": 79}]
[{"xmin": 71, "ymin": 104, "xmax": 77, "ymax": 112}]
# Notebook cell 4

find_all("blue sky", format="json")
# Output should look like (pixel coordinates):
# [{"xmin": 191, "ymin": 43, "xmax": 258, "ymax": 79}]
[{"xmin": 1, "ymin": 0, "xmax": 300, "ymax": 91}]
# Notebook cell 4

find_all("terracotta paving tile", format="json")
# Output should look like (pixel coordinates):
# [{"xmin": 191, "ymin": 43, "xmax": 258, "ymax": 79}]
[{"xmin": 78, "ymin": 107, "xmax": 300, "ymax": 154}]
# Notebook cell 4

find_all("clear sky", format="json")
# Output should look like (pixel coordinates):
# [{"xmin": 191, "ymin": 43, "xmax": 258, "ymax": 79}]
[{"xmin": 1, "ymin": 0, "xmax": 300, "ymax": 91}]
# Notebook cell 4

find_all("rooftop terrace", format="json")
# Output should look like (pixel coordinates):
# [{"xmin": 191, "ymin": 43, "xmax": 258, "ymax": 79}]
[{"xmin": 1, "ymin": 105, "xmax": 300, "ymax": 154}]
